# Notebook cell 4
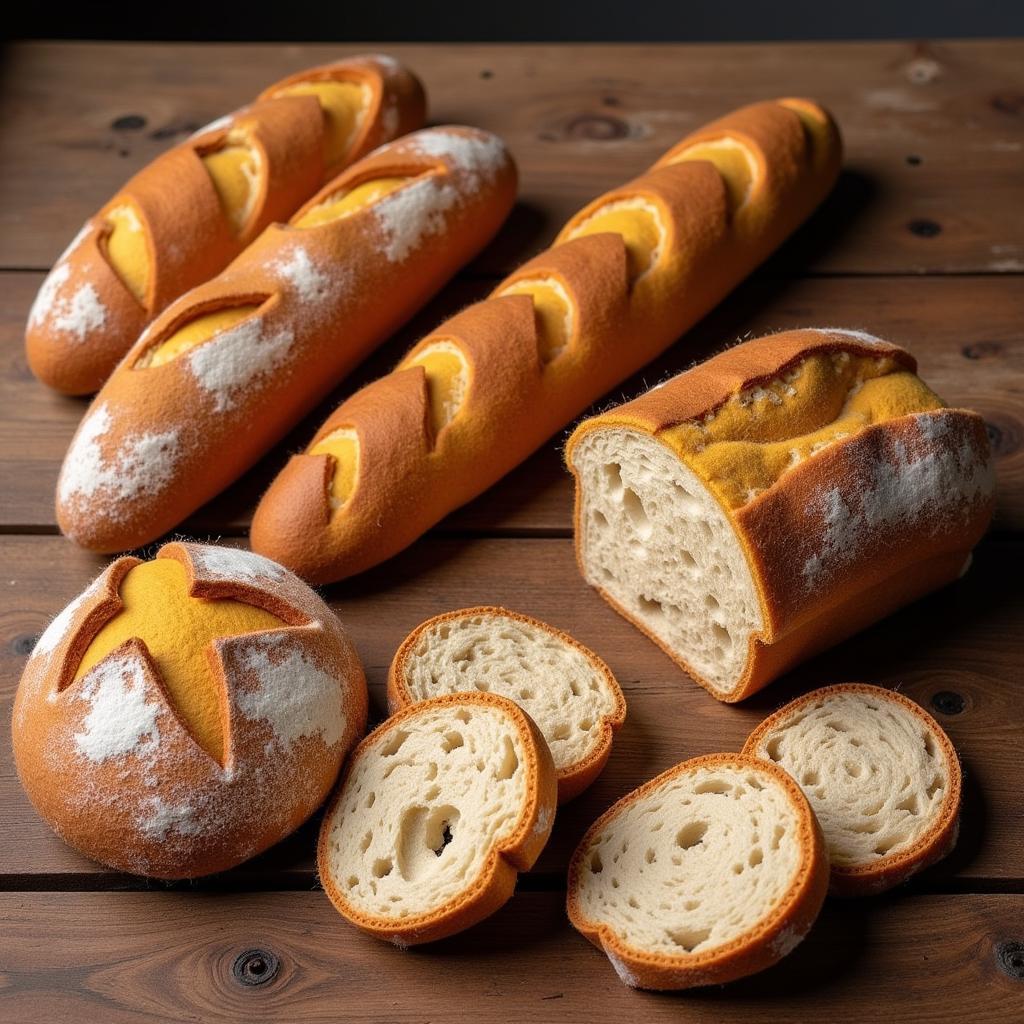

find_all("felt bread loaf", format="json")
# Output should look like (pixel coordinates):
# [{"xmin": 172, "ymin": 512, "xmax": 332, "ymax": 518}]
[
  {"xmin": 318, "ymin": 692, "xmax": 558, "ymax": 945},
  {"xmin": 743, "ymin": 684, "xmax": 962, "ymax": 896},
  {"xmin": 12, "ymin": 542, "xmax": 367, "ymax": 879},
  {"xmin": 26, "ymin": 54, "xmax": 425, "ymax": 395},
  {"xmin": 387, "ymin": 607, "xmax": 626, "ymax": 802},
  {"xmin": 250, "ymin": 98, "xmax": 842, "ymax": 583},
  {"xmin": 56, "ymin": 126, "xmax": 516, "ymax": 553},
  {"xmin": 567, "ymin": 753, "xmax": 828, "ymax": 990},
  {"xmin": 565, "ymin": 329, "xmax": 995, "ymax": 702}
]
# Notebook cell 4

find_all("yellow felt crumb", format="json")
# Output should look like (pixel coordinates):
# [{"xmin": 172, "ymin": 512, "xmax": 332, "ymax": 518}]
[
  {"xmin": 275, "ymin": 80, "xmax": 370, "ymax": 170},
  {"xmin": 103, "ymin": 203, "xmax": 149, "ymax": 304},
  {"xmin": 310, "ymin": 428, "xmax": 360, "ymax": 510},
  {"xmin": 567, "ymin": 198, "xmax": 664, "ymax": 282},
  {"xmin": 400, "ymin": 342, "xmax": 469, "ymax": 438},
  {"xmin": 202, "ymin": 135, "xmax": 262, "ymax": 232},
  {"xmin": 136, "ymin": 305, "xmax": 259, "ymax": 368},
  {"xmin": 74, "ymin": 558, "xmax": 283, "ymax": 763},
  {"xmin": 661, "ymin": 352, "xmax": 945, "ymax": 508},
  {"xmin": 294, "ymin": 176, "xmax": 410, "ymax": 229},
  {"xmin": 667, "ymin": 136, "xmax": 758, "ymax": 211},
  {"xmin": 498, "ymin": 277, "xmax": 574, "ymax": 363}
]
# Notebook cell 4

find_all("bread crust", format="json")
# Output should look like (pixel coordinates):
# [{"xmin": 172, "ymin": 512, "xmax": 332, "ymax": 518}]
[
  {"xmin": 386, "ymin": 606, "xmax": 627, "ymax": 803},
  {"xmin": 566, "ymin": 752, "xmax": 829, "ymax": 990},
  {"xmin": 317, "ymin": 692, "xmax": 558, "ymax": 945},
  {"xmin": 742, "ymin": 683, "xmax": 962, "ymax": 897},
  {"xmin": 56, "ymin": 126, "xmax": 517, "ymax": 553},
  {"xmin": 250, "ymin": 98, "xmax": 841, "ymax": 583},
  {"xmin": 11, "ymin": 542, "xmax": 367, "ymax": 879},
  {"xmin": 26, "ymin": 55, "xmax": 426, "ymax": 395},
  {"xmin": 565, "ymin": 328, "xmax": 995, "ymax": 701}
]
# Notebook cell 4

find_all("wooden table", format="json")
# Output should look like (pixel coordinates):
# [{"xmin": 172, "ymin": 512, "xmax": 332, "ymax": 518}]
[{"xmin": 1, "ymin": 40, "xmax": 1022, "ymax": 1022}]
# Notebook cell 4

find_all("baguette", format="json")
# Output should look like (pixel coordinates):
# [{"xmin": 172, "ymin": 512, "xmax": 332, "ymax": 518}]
[
  {"xmin": 26, "ymin": 54, "xmax": 425, "ymax": 395},
  {"xmin": 566, "ymin": 753, "xmax": 828, "ymax": 990},
  {"xmin": 56, "ymin": 126, "xmax": 516, "ymax": 553},
  {"xmin": 387, "ymin": 607, "xmax": 626, "ymax": 802},
  {"xmin": 250, "ymin": 98, "xmax": 842, "ymax": 583},
  {"xmin": 12, "ymin": 542, "xmax": 367, "ymax": 879},
  {"xmin": 565, "ymin": 329, "xmax": 995, "ymax": 702},
  {"xmin": 317, "ymin": 692, "xmax": 558, "ymax": 945},
  {"xmin": 743, "ymin": 683, "xmax": 962, "ymax": 896}
]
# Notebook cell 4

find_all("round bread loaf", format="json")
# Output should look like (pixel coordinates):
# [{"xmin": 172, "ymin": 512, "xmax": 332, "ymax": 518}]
[
  {"xmin": 12, "ymin": 542, "xmax": 367, "ymax": 879},
  {"xmin": 743, "ymin": 683, "xmax": 961, "ymax": 896}
]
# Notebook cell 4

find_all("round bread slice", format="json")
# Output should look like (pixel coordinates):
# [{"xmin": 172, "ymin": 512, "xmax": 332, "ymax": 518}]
[
  {"xmin": 743, "ymin": 683, "xmax": 961, "ymax": 896},
  {"xmin": 318, "ymin": 692, "xmax": 558, "ymax": 946},
  {"xmin": 567, "ymin": 753, "xmax": 828, "ymax": 990},
  {"xmin": 388, "ymin": 607, "xmax": 626, "ymax": 802}
]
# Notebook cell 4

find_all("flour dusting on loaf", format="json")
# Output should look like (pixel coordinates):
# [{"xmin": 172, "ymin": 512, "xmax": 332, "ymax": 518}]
[
  {"xmin": 373, "ymin": 178, "xmax": 461, "ymax": 262},
  {"xmin": 190, "ymin": 546, "xmax": 286, "ymax": 583},
  {"xmin": 411, "ymin": 130, "xmax": 509, "ymax": 188},
  {"xmin": 268, "ymin": 245, "xmax": 333, "ymax": 304}
]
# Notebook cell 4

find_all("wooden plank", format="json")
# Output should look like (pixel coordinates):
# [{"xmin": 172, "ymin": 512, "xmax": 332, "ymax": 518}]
[
  {"xmin": 1, "ymin": 534, "xmax": 1020, "ymax": 888},
  {"xmin": 4, "ymin": 272, "xmax": 1022, "ymax": 533},
  {"xmin": 1, "ymin": 890, "xmax": 1021, "ymax": 1022},
  {"xmin": 2, "ymin": 41, "xmax": 1023, "ymax": 276}
]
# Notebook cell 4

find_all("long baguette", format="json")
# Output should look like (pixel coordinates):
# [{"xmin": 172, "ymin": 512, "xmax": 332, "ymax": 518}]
[
  {"xmin": 56, "ymin": 126, "xmax": 517, "ymax": 553},
  {"xmin": 250, "ymin": 99, "xmax": 842, "ymax": 583},
  {"xmin": 27, "ymin": 54, "xmax": 425, "ymax": 395}
]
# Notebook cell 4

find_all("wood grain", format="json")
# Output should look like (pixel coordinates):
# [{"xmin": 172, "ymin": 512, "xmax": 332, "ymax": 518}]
[
  {"xmin": 1, "ymin": 534, "xmax": 1019, "ymax": 888},
  {"xmin": 2, "ymin": 41, "xmax": 1023, "ymax": 276},
  {"xmin": 3, "ymin": 272, "xmax": 1022, "ymax": 534},
  {"xmin": 1, "ymin": 891, "xmax": 1022, "ymax": 1022}
]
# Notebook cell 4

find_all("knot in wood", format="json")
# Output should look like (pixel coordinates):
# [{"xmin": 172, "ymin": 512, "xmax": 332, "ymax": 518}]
[
  {"xmin": 907, "ymin": 218, "xmax": 942, "ymax": 238},
  {"xmin": 961, "ymin": 341, "xmax": 1003, "ymax": 361},
  {"xmin": 995, "ymin": 941, "xmax": 1024, "ymax": 981},
  {"xmin": 930, "ymin": 691, "xmax": 965, "ymax": 716},
  {"xmin": 111, "ymin": 114, "xmax": 147, "ymax": 132},
  {"xmin": 13, "ymin": 634, "xmax": 39, "ymax": 656},
  {"xmin": 984, "ymin": 415, "xmax": 1020, "ymax": 458},
  {"xmin": 554, "ymin": 114, "xmax": 631, "ymax": 142},
  {"xmin": 232, "ymin": 948, "xmax": 280, "ymax": 987}
]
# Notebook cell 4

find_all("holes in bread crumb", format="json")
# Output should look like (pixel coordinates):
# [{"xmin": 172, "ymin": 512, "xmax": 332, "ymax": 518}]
[
  {"xmin": 396, "ymin": 805, "xmax": 460, "ymax": 881},
  {"xmin": 603, "ymin": 463, "xmax": 625, "ymax": 500},
  {"xmin": 711, "ymin": 624, "xmax": 732, "ymax": 648},
  {"xmin": 381, "ymin": 730, "xmax": 409, "ymax": 756},
  {"xmin": 801, "ymin": 770, "xmax": 819, "ymax": 787},
  {"xmin": 454, "ymin": 709, "xmax": 471, "ymax": 724},
  {"xmin": 359, "ymin": 831, "xmax": 372, "ymax": 853},
  {"xmin": 345, "ymin": 875, "xmax": 358, "ymax": 889},
  {"xmin": 827, "ymin": 720, "xmax": 849, "ymax": 733},
  {"xmin": 365, "ymin": 791, "xmax": 376, "ymax": 809},
  {"xmin": 680, "ymin": 550, "xmax": 697, "ymax": 569},
  {"xmin": 745, "ymin": 775, "xmax": 764, "ymax": 791},
  {"xmin": 628, "ymin": 896, "xmax": 640, "ymax": 909},
  {"xmin": 637, "ymin": 595, "xmax": 663, "ymax": 619},
  {"xmin": 589, "ymin": 850, "xmax": 603, "ymax": 874},
  {"xmin": 694, "ymin": 778, "xmax": 731, "ymax": 796},
  {"xmin": 705, "ymin": 594, "xmax": 720, "ymax": 612},
  {"xmin": 473, "ymin": 679, "xmax": 491, "ymax": 692},
  {"xmin": 440, "ymin": 731, "xmax": 464, "ymax": 753},
  {"xmin": 667, "ymin": 925, "xmax": 711, "ymax": 953},
  {"xmin": 675, "ymin": 821, "xmax": 708, "ymax": 850},
  {"xmin": 592, "ymin": 509, "xmax": 609, "ymax": 529},
  {"xmin": 372, "ymin": 857, "xmax": 393, "ymax": 878},
  {"xmin": 518, "ymin": 688, "xmax": 535, "ymax": 700},
  {"xmin": 580, "ymin": 718, "xmax": 594, "ymax": 732},
  {"xmin": 771, "ymin": 825, "xmax": 786, "ymax": 850},
  {"xmin": 926, "ymin": 777, "xmax": 943, "ymax": 799},
  {"xmin": 425, "ymin": 784, "xmax": 441, "ymax": 801},
  {"xmin": 844, "ymin": 761, "xmax": 863, "ymax": 779},
  {"xmin": 551, "ymin": 723, "xmax": 570, "ymax": 741},
  {"xmin": 873, "ymin": 836, "xmax": 900, "ymax": 857},
  {"xmin": 495, "ymin": 735, "xmax": 519, "ymax": 780},
  {"xmin": 749, "ymin": 847, "xmax": 763, "ymax": 868},
  {"xmin": 673, "ymin": 482, "xmax": 702, "ymax": 516},
  {"xmin": 622, "ymin": 487, "xmax": 652, "ymax": 538},
  {"xmin": 924, "ymin": 733, "xmax": 937, "ymax": 759},
  {"xmin": 645, "ymin": 848, "xmax": 656, "ymax": 864},
  {"xmin": 765, "ymin": 736, "xmax": 784, "ymax": 762},
  {"xmin": 424, "ymin": 763, "xmax": 438, "ymax": 781},
  {"xmin": 895, "ymin": 793, "xmax": 919, "ymax": 815}
]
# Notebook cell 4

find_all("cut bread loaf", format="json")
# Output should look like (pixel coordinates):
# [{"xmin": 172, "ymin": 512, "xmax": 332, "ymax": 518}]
[
  {"xmin": 12, "ymin": 542, "xmax": 367, "ymax": 879},
  {"xmin": 387, "ymin": 607, "xmax": 626, "ymax": 802},
  {"xmin": 565, "ymin": 328, "xmax": 995, "ymax": 702},
  {"xmin": 26, "ymin": 55, "xmax": 425, "ymax": 395},
  {"xmin": 743, "ymin": 683, "xmax": 961, "ymax": 896},
  {"xmin": 318, "ymin": 692, "xmax": 558, "ymax": 946},
  {"xmin": 567, "ymin": 753, "xmax": 828, "ymax": 990}
]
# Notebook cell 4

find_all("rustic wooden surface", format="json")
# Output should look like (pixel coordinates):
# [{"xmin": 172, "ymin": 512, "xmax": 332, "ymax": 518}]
[{"xmin": 1, "ymin": 39, "xmax": 1022, "ymax": 1021}]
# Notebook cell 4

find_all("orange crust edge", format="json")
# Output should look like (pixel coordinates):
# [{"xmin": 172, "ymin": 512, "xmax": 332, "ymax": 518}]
[{"xmin": 741, "ymin": 683, "xmax": 963, "ymax": 897}]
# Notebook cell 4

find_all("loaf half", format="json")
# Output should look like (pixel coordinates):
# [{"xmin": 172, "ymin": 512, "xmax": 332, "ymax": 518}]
[
  {"xmin": 567, "ymin": 753, "xmax": 828, "ymax": 990},
  {"xmin": 565, "ymin": 328, "xmax": 995, "ymax": 702},
  {"xmin": 743, "ymin": 684, "xmax": 961, "ymax": 896},
  {"xmin": 12, "ymin": 542, "xmax": 367, "ymax": 879},
  {"xmin": 318, "ymin": 692, "xmax": 557, "ymax": 945},
  {"xmin": 250, "ymin": 98, "xmax": 842, "ymax": 583},
  {"xmin": 56, "ymin": 126, "xmax": 516, "ymax": 553},
  {"xmin": 26, "ymin": 55, "xmax": 425, "ymax": 395},
  {"xmin": 387, "ymin": 607, "xmax": 626, "ymax": 802}
]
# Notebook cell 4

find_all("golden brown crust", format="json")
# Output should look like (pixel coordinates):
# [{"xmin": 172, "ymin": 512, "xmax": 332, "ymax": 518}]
[
  {"xmin": 565, "ymin": 328, "xmax": 996, "ymax": 702},
  {"xmin": 742, "ymin": 683, "xmax": 962, "ymax": 897},
  {"xmin": 317, "ymin": 692, "xmax": 558, "ymax": 945},
  {"xmin": 56, "ymin": 126, "xmax": 517, "ymax": 553},
  {"xmin": 566, "ymin": 752, "xmax": 829, "ymax": 990},
  {"xmin": 26, "ymin": 55, "xmax": 425, "ymax": 396},
  {"xmin": 386, "ymin": 606, "xmax": 626, "ymax": 803},
  {"xmin": 250, "ymin": 98, "xmax": 842, "ymax": 583},
  {"xmin": 11, "ymin": 542, "xmax": 367, "ymax": 879}
]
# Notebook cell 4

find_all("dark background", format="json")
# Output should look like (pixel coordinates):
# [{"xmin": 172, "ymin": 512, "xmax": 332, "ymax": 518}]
[{"xmin": 7, "ymin": 0, "xmax": 1024, "ymax": 41}]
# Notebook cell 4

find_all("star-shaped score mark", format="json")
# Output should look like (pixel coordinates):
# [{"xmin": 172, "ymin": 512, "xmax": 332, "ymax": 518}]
[{"xmin": 72, "ymin": 556, "xmax": 284, "ymax": 764}]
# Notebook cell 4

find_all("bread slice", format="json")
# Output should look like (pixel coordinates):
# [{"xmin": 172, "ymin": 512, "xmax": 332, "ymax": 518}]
[
  {"xmin": 318, "ymin": 692, "xmax": 558, "ymax": 945},
  {"xmin": 567, "ymin": 753, "xmax": 828, "ymax": 990},
  {"xmin": 743, "ymin": 683, "xmax": 961, "ymax": 896},
  {"xmin": 388, "ymin": 607, "xmax": 626, "ymax": 803},
  {"xmin": 565, "ymin": 328, "xmax": 994, "ymax": 702}
]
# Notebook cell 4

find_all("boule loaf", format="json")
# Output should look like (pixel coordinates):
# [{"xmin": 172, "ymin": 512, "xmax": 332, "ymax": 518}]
[
  {"xmin": 318, "ymin": 692, "xmax": 558, "ymax": 946},
  {"xmin": 56, "ymin": 126, "xmax": 516, "ymax": 553},
  {"xmin": 565, "ymin": 328, "xmax": 995, "ymax": 702},
  {"xmin": 743, "ymin": 683, "xmax": 962, "ymax": 896},
  {"xmin": 12, "ymin": 542, "xmax": 367, "ymax": 879},
  {"xmin": 567, "ymin": 753, "xmax": 828, "ymax": 990},
  {"xmin": 26, "ymin": 54, "xmax": 425, "ymax": 395},
  {"xmin": 388, "ymin": 607, "xmax": 626, "ymax": 802},
  {"xmin": 250, "ymin": 98, "xmax": 842, "ymax": 583}
]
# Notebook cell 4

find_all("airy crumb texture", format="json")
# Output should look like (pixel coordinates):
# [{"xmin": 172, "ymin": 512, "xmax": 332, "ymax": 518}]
[
  {"xmin": 744, "ymin": 684, "xmax": 961, "ymax": 895},
  {"xmin": 319, "ymin": 693, "xmax": 557, "ymax": 944},
  {"xmin": 568, "ymin": 754, "xmax": 827, "ymax": 990},
  {"xmin": 390, "ymin": 608, "xmax": 625, "ymax": 801}
]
